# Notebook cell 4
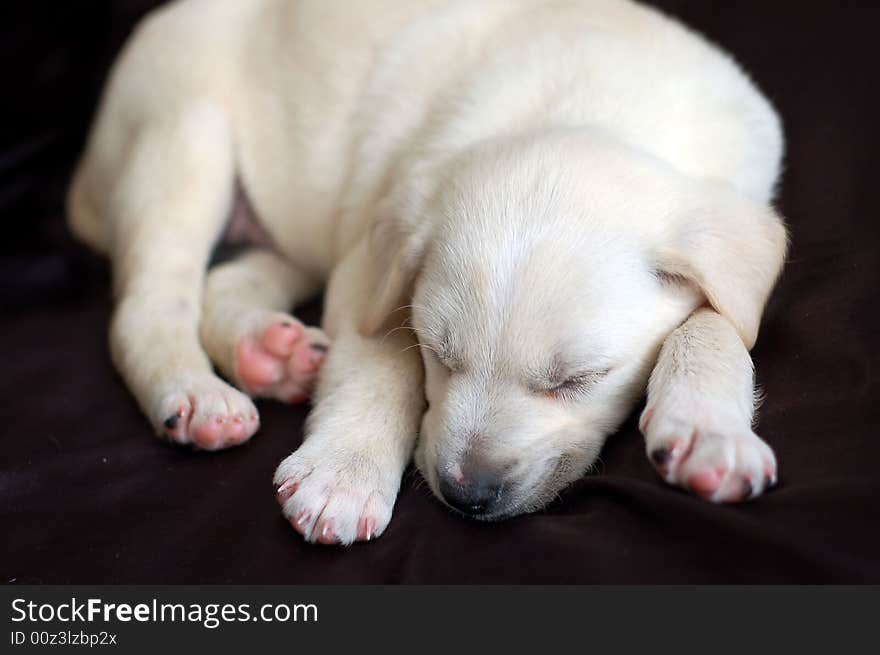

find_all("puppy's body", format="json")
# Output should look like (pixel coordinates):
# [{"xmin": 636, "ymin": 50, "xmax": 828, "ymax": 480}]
[{"xmin": 70, "ymin": 0, "xmax": 786, "ymax": 543}]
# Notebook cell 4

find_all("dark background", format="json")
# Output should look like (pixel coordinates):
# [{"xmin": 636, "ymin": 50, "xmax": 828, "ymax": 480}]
[{"xmin": 2, "ymin": 1, "xmax": 879, "ymax": 583}]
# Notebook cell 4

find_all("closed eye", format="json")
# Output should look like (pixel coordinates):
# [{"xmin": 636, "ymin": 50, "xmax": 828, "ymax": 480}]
[
  {"xmin": 543, "ymin": 369, "xmax": 611, "ymax": 400},
  {"xmin": 423, "ymin": 343, "xmax": 460, "ymax": 372}
]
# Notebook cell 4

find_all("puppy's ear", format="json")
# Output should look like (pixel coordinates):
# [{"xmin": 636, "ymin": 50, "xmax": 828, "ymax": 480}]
[
  {"xmin": 358, "ymin": 182, "xmax": 434, "ymax": 337},
  {"xmin": 656, "ymin": 187, "xmax": 788, "ymax": 349}
]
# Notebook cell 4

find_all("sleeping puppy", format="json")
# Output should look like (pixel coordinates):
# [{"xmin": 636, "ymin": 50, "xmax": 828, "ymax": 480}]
[{"xmin": 68, "ymin": 0, "xmax": 786, "ymax": 544}]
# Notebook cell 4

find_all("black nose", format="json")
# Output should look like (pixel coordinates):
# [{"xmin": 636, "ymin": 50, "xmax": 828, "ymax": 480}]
[{"xmin": 438, "ymin": 470, "xmax": 503, "ymax": 516}]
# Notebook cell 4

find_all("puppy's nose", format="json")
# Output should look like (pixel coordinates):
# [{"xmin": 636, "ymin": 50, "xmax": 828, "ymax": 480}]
[{"xmin": 438, "ymin": 469, "xmax": 503, "ymax": 516}]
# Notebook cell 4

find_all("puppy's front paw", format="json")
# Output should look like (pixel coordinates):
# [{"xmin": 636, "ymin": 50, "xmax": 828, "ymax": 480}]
[
  {"xmin": 273, "ymin": 445, "xmax": 397, "ymax": 546},
  {"xmin": 640, "ymin": 404, "xmax": 777, "ymax": 502}
]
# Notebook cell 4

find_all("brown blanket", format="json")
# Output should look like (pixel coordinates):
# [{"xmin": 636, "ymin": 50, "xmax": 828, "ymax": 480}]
[{"xmin": 2, "ymin": 0, "xmax": 879, "ymax": 583}]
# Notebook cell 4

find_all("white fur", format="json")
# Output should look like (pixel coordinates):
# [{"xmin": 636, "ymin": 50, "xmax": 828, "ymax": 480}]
[{"xmin": 69, "ymin": 0, "xmax": 787, "ymax": 543}]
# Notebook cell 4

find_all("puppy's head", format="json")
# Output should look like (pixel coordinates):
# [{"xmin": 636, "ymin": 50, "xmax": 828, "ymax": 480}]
[{"xmin": 362, "ymin": 131, "xmax": 786, "ymax": 519}]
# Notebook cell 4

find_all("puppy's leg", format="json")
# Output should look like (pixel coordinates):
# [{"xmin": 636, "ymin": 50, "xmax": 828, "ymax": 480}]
[
  {"xmin": 273, "ymin": 240, "xmax": 424, "ymax": 545},
  {"xmin": 108, "ymin": 103, "xmax": 259, "ymax": 449},
  {"xmin": 200, "ymin": 249, "xmax": 329, "ymax": 402},
  {"xmin": 640, "ymin": 307, "xmax": 777, "ymax": 502}
]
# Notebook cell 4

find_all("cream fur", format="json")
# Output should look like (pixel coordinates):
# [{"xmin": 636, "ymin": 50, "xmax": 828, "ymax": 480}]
[{"xmin": 69, "ymin": 0, "xmax": 787, "ymax": 543}]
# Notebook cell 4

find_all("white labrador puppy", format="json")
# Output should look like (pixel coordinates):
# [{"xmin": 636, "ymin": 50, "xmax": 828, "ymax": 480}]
[{"xmin": 69, "ymin": 0, "xmax": 787, "ymax": 544}]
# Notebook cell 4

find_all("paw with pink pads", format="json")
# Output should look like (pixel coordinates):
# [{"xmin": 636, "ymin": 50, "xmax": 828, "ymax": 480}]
[
  {"xmin": 235, "ymin": 315, "xmax": 329, "ymax": 403},
  {"xmin": 273, "ymin": 445, "xmax": 397, "ymax": 546},
  {"xmin": 640, "ymin": 405, "xmax": 778, "ymax": 503},
  {"xmin": 157, "ymin": 375, "xmax": 260, "ymax": 450}
]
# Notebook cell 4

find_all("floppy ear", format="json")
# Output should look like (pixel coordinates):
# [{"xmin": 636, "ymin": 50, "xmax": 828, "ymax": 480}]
[
  {"xmin": 357, "ymin": 183, "xmax": 434, "ymax": 337},
  {"xmin": 656, "ymin": 188, "xmax": 788, "ymax": 350}
]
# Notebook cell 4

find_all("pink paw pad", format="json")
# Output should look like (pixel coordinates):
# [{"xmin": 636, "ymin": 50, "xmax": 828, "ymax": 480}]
[
  {"xmin": 264, "ymin": 321, "xmax": 303, "ymax": 356},
  {"xmin": 235, "ymin": 317, "xmax": 329, "ymax": 402},
  {"xmin": 189, "ymin": 413, "xmax": 257, "ymax": 450},
  {"xmin": 193, "ymin": 419, "xmax": 227, "ymax": 449},
  {"xmin": 687, "ymin": 467, "xmax": 727, "ymax": 498}
]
